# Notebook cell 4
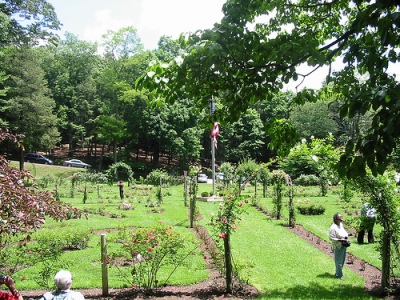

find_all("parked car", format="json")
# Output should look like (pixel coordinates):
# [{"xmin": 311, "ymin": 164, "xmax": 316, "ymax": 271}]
[
  {"xmin": 23, "ymin": 153, "xmax": 53, "ymax": 165},
  {"xmin": 197, "ymin": 173, "xmax": 208, "ymax": 183},
  {"xmin": 217, "ymin": 173, "xmax": 224, "ymax": 182},
  {"xmin": 63, "ymin": 159, "xmax": 91, "ymax": 169}
]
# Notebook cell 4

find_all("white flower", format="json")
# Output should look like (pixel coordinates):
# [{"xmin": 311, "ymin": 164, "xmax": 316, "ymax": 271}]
[
  {"xmin": 147, "ymin": 71, "xmax": 156, "ymax": 78},
  {"xmin": 175, "ymin": 56, "xmax": 184, "ymax": 66},
  {"xmin": 312, "ymin": 155, "xmax": 319, "ymax": 162}
]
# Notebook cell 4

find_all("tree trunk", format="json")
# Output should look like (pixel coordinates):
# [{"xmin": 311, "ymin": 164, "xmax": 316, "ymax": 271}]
[
  {"xmin": 113, "ymin": 140, "xmax": 117, "ymax": 163},
  {"xmin": 99, "ymin": 144, "xmax": 105, "ymax": 171},
  {"xmin": 224, "ymin": 233, "xmax": 233, "ymax": 293},
  {"xmin": 153, "ymin": 143, "xmax": 160, "ymax": 167},
  {"xmin": 381, "ymin": 227, "xmax": 391, "ymax": 293}
]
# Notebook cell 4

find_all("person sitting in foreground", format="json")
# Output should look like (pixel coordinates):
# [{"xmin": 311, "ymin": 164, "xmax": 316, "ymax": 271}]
[
  {"xmin": 0, "ymin": 275, "xmax": 23, "ymax": 300},
  {"xmin": 40, "ymin": 270, "xmax": 84, "ymax": 300}
]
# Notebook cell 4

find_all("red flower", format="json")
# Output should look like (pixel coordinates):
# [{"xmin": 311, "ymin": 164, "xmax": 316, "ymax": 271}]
[
  {"xmin": 238, "ymin": 202, "xmax": 243, "ymax": 207},
  {"xmin": 148, "ymin": 247, "xmax": 153, "ymax": 252},
  {"xmin": 219, "ymin": 233, "xmax": 226, "ymax": 239}
]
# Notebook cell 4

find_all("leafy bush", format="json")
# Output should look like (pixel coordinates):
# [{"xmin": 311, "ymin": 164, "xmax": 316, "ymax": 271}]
[
  {"xmin": 297, "ymin": 204, "xmax": 326, "ymax": 215},
  {"xmin": 294, "ymin": 174, "xmax": 319, "ymax": 186},
  {"xmin": 34, "ymin": 228, "xmax": 90, "ymax": 250},
  {"xmin": 145, "ymin": 169, "xmax": 171, "ymax": 186},
  {"xmin": 115, "ymin": 221, "xmax": 186, "ymax": 289},
  {"xmin": 201, "ymin": 191, "xmax": 209, "ymax": 197}
]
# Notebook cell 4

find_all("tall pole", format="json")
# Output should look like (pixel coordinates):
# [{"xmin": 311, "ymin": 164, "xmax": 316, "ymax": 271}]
[
  {"xmin": 210, "ymin": 97, "xmax": 216, "ymax": 196},
  {"xmin": 212, "ymin": 136, "xmax": 216, "ymax": 196}
]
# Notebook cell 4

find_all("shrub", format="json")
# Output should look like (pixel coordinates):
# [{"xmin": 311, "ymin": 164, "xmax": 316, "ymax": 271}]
[
  {"xmin": 116, "ymin": 221, "xmax": 186, "ymax": 289},
  {"xmin": 294, "ymin": 174, "xmax": 319, "ymax": 186},
  {"xmin": 145, "ymin": 169, "xmax": 171, "ymax": 186},
  {"xmin": 297, "ymin": 204, "xmax": 326, "ymax": 215},
  {"xmin": 201, "ymin": 191, "xmax": 209, "ymax": 197}
]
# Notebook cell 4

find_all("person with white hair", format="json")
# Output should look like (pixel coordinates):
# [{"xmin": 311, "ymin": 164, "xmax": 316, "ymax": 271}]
[{"xmin": 40, "ymin": 270, "xmax": 84, "ymax": 300}]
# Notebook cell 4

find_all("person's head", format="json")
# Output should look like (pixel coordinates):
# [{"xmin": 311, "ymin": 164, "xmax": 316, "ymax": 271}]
[
  {"xmin": 54, "ymin": 270, "xmax": 73, "ymax": 290},
  {"xmin": 333, "ymin": 213, "xmax": 343, "ymax": 224}
]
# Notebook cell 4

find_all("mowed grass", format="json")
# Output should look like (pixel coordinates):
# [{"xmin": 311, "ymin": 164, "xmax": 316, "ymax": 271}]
[{"xmin": 8, "ymin": 163, "xmax": 383, "ymax": 298}]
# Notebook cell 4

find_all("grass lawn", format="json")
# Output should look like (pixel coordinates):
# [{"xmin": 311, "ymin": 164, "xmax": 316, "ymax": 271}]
[{"xmin": 5, "ymin": 162, "xmax": 388, "ymax": 299}]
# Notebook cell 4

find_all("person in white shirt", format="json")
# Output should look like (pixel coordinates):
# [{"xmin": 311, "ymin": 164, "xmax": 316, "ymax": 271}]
[
  {"xmin": 357, "ymin": 202, "xmax": 376, "ymax": 244},
  {"xmin": 329, "ymin": 213, "xmax": 349, "ymax": 279},
  {"xmin": 40, "ymin": 270, "xmax": 84, "ymax": 300}
]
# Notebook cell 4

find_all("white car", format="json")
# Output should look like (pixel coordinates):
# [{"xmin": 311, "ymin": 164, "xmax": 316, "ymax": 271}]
[
  {"xmin": 197, "ymin": 173, "xmax": 208, "ymax": 183},
  {"xmin": 217, "ymin": 173, "xmax": 224, "ymax": 181},
  {"xmin": 63, "ymin": 159, "xmax": 91, "ymax": 169}
]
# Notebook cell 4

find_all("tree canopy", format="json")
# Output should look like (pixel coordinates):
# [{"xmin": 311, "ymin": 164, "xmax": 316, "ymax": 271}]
[
  {"xmin": 0, "ymin": 0, "xmax": 61, "ymax": 46},
  {"xmin": 138, "ymin": 0, "xmax": 400, "ymax": 177}
]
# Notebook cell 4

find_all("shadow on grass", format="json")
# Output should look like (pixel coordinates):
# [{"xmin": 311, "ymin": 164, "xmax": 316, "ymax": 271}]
[{"xmin": 257, "ymin": 280, "xmax": 369, "ymax": 299}]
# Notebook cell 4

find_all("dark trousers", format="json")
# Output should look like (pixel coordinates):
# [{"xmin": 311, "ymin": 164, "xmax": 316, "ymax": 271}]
[
  {"xmin": 358, "ymin": 217, "xmax": 376, "ymax": 244},
  {"xmin": 357, "ymin": 228, "xmax": 374, "ymax": 244}
]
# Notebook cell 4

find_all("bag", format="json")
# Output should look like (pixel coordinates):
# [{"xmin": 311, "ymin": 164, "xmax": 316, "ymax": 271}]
[{"xmin": 341, "ymin": 240, "xmax": 351, "ymax": 247}]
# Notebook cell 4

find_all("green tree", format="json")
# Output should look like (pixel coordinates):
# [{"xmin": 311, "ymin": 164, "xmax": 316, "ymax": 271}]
[
  {"xmin": 289, "ymin": 101, "xmax": 337, "ymax": 139},
  {"xmin": 353, "ymin": 173, "xmax": 400, "ymax": 293},
  {"xmin": 97, "ymin": 27, "xmax": 148, "ymax": 163},
  {"xmin": 220, "ymin": 108, "xmax": 265, "ymax": 163},
  {"xmin": 95, "ymin": 115, "xmax": 128, "ymax": 167},
  {"xmin": 154, "ymin": 36, "xmax": 181, "ymax": 62},
  {"xmin": 138, "ymin": 0, "xmax": 400, "ymax": 177},
  {"xmin": 0, "ymin": 0, "xmax": 60, "ymax": 46},
  {"xmin": 219, "ymin": 162, "xmax": 235, "ymax": 187},
  {"xmin": 0, "ymin": 46, "xmax": 60, "ymax": 151},
  {"xmin": 40, "ymin": 33, "xmax": 101, "ymax": 151},
  {"xmin": 235, "ymin": 158, "xmax": 258, "ymax": 195},
  {"xmin": 280, "ymin": 135, "xmax": 340, "ymax": 196}
]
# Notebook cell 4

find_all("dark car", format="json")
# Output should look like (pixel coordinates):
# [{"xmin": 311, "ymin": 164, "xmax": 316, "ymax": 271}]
[{"xmin": 23, "ymin": 153, "xmax": 53, "ymax": 165}]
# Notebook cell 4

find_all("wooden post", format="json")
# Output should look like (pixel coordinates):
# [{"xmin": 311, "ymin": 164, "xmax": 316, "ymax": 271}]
[
  {"xmin": 101, "ymin": 234, "xmax": 109, "ymax": 296},
  {"xmin": 184, "ymin": 171, "xmax": 188, "ymax": 207}
]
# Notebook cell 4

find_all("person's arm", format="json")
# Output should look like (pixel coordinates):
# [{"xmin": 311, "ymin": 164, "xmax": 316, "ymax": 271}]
[
  {"xmin": 329, "ymin": 226, "xmax": 338, "ymax": 241},
  {"xmin": 3, "ymin": 277, "xmax": 23, "ymax": 300}
]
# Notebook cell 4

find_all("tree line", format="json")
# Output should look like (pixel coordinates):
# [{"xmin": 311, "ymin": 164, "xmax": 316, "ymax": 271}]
[{"xmin": 1, "ymin": 0, "xmax": 393, "ymax": 174}]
